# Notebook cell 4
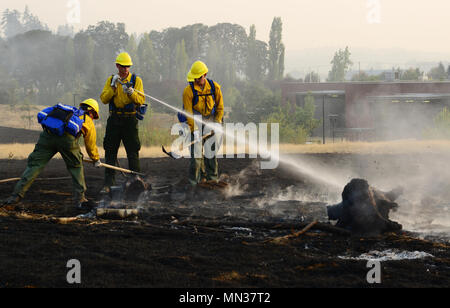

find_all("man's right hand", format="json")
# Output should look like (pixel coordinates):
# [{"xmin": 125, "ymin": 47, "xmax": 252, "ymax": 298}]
[
  {"xmin": 193, "ymin": 130, "xmax": 201, "ymax": 143},
  {"xmin": 110, "ymin": 74, "xmax": 120, "ymax": 88}
]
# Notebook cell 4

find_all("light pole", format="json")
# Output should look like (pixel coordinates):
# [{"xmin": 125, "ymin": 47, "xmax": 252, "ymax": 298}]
[
  {"xmin": 322, "ymin": 95, "xmax": 325, "ymax": 144},
  {"xmin": 73, "ymin": 93, "xmax": 78, "ymax": 107},
  {"xmin": 329, "ymin": 114, "xmax": 339, "ymax": 143}
]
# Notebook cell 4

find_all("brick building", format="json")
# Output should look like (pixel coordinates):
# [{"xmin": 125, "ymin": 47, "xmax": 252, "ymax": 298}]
[{"xmin": 281, "ymin": 81, "xmax": 450, "ymax": 141}]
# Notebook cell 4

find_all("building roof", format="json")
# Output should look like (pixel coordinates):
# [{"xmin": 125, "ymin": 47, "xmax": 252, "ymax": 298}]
[
  {"xmin": 368, "ymin": 93, "xmax": 450, "ymax": 103},
  {"xmin": 295, "ymin": 90, "xmax": 346, "ymax": 96}
]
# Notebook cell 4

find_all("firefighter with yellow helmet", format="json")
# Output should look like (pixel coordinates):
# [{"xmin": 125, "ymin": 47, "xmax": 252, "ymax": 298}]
[
  {"xmin": 4, "ymin": 99, "xmax": 101, "ymax": 208},
  {"xmin": 181, "ymin": 61, "xmax": 224, "ymax": 186},
  {"xmin": 100, "ymin": 52, "xmax": 146, "ymax": 193}
]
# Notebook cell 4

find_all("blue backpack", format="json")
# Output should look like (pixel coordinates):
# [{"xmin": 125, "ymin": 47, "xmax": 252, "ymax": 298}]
[
  {"xmin": 38, "ymin": 104, "xmax": 85, "ymax": 137},
  {"xmin": 178, "ymin": 79, "xmax": 217, "ymax": 123}
]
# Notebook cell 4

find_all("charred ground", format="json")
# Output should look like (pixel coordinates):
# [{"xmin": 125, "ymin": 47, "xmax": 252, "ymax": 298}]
[{"xmin": 0, "ymin": 155, "xmax": 449, "ymax": 288}]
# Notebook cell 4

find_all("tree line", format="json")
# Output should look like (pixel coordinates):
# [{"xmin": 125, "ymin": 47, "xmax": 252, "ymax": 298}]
[
  {"xmin": 0, "ymin": 7, "xmax": 319, "ymax": 144},
  {"xmin": 0, "ymin": 8, "xmax": 285, "ymax": 118}
]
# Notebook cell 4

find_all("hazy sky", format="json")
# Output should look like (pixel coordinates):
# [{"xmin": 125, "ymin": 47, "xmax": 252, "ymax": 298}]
[{"xmin": 1, "ymin": 0, "xmax": 450, "ymax": 55}]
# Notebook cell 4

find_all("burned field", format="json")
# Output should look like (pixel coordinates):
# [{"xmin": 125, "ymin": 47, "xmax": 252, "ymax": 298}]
[{"xmin": 0, "ymin": 154, "xmax": 449, "ymax": 288}]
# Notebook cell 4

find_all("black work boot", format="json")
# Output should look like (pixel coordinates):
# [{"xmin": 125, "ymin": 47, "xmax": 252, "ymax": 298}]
[{"xmin": 3, "ymin": 195, "xmax": 21, "ymax": 206}]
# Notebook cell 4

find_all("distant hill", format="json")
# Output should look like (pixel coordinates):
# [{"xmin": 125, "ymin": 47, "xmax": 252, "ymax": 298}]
[{"xmin": 285, "ymin": 47, "xmax": 450, "ymax": 80}]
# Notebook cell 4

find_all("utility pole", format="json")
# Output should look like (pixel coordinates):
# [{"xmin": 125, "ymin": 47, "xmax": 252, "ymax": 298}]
[
  {"xmin": 359, "ymin": 62, "xmax": 361, "ymax": 80},
  {"xmin": 73, "ymin": 93, "xmax": 78, "ymax": 107}
]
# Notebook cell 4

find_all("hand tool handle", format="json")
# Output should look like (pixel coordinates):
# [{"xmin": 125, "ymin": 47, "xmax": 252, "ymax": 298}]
[{"xmin": 83, "ymin": 159, "xmax": 145, "ymax": 176}]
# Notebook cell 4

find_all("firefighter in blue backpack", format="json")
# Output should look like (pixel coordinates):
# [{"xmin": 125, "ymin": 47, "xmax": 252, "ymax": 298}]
[
  {"xmin": 3, "ymin": 99, "xmax": 101, "ymax": 208},
  {"xmin": 100, "ymin": 52, "xmax": 146, "ymax": 193},
  {"xmin": 181, "ymin": 60, "xmax": 224, "ymax": 186}
]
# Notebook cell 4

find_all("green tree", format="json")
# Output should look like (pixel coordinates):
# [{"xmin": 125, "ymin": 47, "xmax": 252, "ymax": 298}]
[
  {"xmin": 223, "ymin": 86, "xmax": 240, "ymax": 112},
  {"xmin": 126, "ymin": 34, "xmax": 138, "ymax": 65},
  {"xmin": 268, "ymin": 17, "xmax": 285, "ymax": 80},
  {"xmin": 22, "ymin": 6, "xmax": 48, "ymax": 32},
  {"xmin": 351, "ymin": 71, "xmax": 382, "ymax": 81},
  {"xmin": 57, "ymin": 24, "xmax": 75, "ymax": 37},
  {"xmin": 400, "ymin": 67, "xmax": 422, "ymax": 81},
  {"xmin": 305, "ymin": 71, "xmax": 320, "ymax": 83},
  {"xmin": 428, "ymin": 62, "xmax": 447, "ymax": 81},
  {"xmin": 327, "ymin": 47, "xmax": 353, "ymax": 82},
  {"xmin": 83, "ymin": 21, "xmax": 129, "ymax": 70},
  {"xmin": 1, "ymin": 9, "xmax": 23, "ymax": 38},
  {"xmin": 62, "ymin": 37, "xmax": 76, "ymax": 92},
  {"xmin": 424, "ymin": 107, "xmax": 450, "ymax": 139},
  {"xmin": 73, "ymin": 33, "xmax": 95, "ymax": 80},
  {"xmin": 230, "ymin": 81, "xmax": 280, "ymax": 123},
  {"xmin": 246, "ymin": 25, "xmax": 259, "ymax": 81},
  {"xmin": 137, "ymin": 33, "xmax": 159, "ymax": 82},
  {"xmin": 265, "ymin": 98, "xmax": 319, "ymax": 144},
  {"xmin": 175, "ymin": 39, "xmax": 189, "ymax": 81}
]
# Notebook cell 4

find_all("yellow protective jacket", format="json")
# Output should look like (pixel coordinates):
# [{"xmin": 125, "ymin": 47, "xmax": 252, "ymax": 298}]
[
  {"xmin": 100, "ymin": 73, "xmax": 146, "ymax": 114},
  {"xmin": 80, "ymin": 115, "xmax": 100, "ymax": 162},
  {"xmin": 182, "ymin": 80, "xmax": 224, "ymax": 132}
]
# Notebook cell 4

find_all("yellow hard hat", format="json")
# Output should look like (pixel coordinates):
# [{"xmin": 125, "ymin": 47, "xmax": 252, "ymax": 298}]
[
  {"xmin": 187, "ymin": 61, "xmax": 208, "ymax": 82},
  {"xmin": 115, "ymin": 52, "xmax": 133, "ymax": 67},
  {"xmin": 80, "ymin": 98, "xmax": 100, "ymax": 120}
]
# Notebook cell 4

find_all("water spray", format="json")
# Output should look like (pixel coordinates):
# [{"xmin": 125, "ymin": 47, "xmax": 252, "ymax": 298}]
[{"xmin": 132, "ymin": 89, "xmax": 346, "ymax": 188}]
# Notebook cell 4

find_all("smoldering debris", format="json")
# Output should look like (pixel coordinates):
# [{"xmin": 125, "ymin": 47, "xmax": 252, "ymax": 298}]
[
  {"xmin": 327, "ymin": 178, "xmax": 403, "ymax": 236},
  {"xmin": 124, "ymin": 176, "xmax": 150, "ymax": 201},
  {"xmin": 338, "ymin": 249, "xmax": 434, "ymax": 262},
  {"xmin": 96, "ymin": 208, "xmax": 141, "ymax": 220}
]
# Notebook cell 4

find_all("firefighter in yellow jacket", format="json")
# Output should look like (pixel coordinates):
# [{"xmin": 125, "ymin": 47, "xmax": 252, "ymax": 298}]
[
  {"xmin": 100, "ymin": 52, "xmax": 146, "ymax": 192},
  {"xmin": 182, "ymin": 61, "xmax": 224, "ymax": 186},
  {"xmin": 4, "ymin": 99, "xmax": 101, "ymax": 208}
]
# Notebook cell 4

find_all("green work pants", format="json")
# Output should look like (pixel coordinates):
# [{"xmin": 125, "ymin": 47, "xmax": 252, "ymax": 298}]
[
  {"xmin": 103, "ymin": 115, "xmax": 141, "ymax": 186},
  {"xmin": 13, "ymin": 131, "xmax": 86, "ymax": 200},
  {"xmin": 189, "ymin": 133, "xmax": 219, "ymax": 185}
]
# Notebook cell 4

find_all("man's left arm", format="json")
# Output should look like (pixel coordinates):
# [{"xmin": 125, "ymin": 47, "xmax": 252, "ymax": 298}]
[
  {"xmin": 129, "ymin": 76, "xmax": 146, "ymax": 106},
  {"xmin": 81, "ymin": 117, "xmax": 100, "ymax": 162},
  {"xmin": 214, "ymin": 82, "xmax": 224, "ymax": 124}
]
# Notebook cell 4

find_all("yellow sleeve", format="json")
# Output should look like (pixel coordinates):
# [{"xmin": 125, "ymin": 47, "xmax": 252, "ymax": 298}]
[
  {"xmin": 129, "ymin": 76, "xmax": 146, "ymax": 106},
  {"xmin": 81, "ymin": 116, "xmax": 100, "ymax": 162},
  {"xmin": 182, "ymin": 86, "xmax": 196, "ymax": 132},
  {"xmin": 213, "ymin": 82, "xmax": 224, "ymax": 124},
  {"xmin": 100, "ymin": 76, "xmax": 116, "ymax": 105}
]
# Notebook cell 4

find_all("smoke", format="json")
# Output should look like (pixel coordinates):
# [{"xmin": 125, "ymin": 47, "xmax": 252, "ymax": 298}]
[{"xmin": 345, "ymin": 151, "xmax": 450, "ymax": 240}]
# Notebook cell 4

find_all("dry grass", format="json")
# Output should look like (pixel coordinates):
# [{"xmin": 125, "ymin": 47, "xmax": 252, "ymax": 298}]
[
  {"xmin": 0, "ymin": 144, "xmax": 165, "ymax": 160},
  {"xmin": 1, "ymin": 139, "xmax": 450, "ymax": 160},
  {"xmin": 278, "ymin": 140, "xmax": 450, "ymax": 154},
  {"xmin": 0, "ymin": 105, "xmax": 44, "ymax": 130}
]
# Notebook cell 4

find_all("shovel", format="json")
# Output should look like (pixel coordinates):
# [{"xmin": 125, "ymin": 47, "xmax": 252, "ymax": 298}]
[
  {"xmin": 83, "ymin": 159, "xmax": 145, "ymax": 177},
  {"xmin": 162, "ymin": 131, "xmax": 215, "ymax": 160}
]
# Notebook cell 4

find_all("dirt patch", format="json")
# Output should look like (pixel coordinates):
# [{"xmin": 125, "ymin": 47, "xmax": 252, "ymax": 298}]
[{"xmin": 0, "ymin": 155, "xmax": 449, "ymax": 288}]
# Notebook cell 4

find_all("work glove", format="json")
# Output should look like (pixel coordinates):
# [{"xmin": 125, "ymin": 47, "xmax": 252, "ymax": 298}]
[
  {"xmin": 210, "ymin": 122, "xmax": 223, "ymax": 136},
  {"xmin": 94, "ymin": 160, "xmax": 102, "ymax": 168},
  {"xmin": 123, "ymin": 84, "xmax": 134, "ymax": 96},
  {"xmin": 126, "ymin": 87, "xmax": 135, "ymax": 96},
  {"xmin": 193, "ymin": 130, "xmax": 201, "ymax": 143},
  {"xmin": 110, "ymin": 74, "xmax": 120, "ymax": 88}
]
